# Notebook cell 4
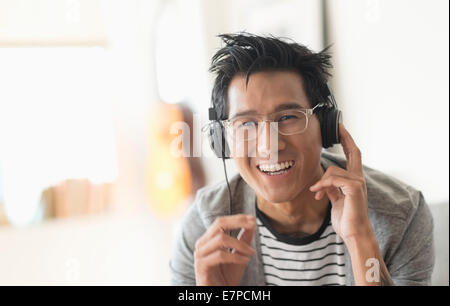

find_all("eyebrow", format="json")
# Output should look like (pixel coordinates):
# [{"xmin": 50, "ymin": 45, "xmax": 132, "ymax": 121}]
[{"xmin": 230, "ymin": 103, "xmax": 307, "ymax": 118}]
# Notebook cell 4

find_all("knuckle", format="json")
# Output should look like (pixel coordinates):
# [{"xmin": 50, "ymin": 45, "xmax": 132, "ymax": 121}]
[
  {"xmin": 353, "ymin": 147, "xmax": 362, "ymax": 157},
  {"xmin": 194, "ymin": 238, "xmax": 202, "ymax": 251},
  {"xmin": 213, "ymin": 217, "xmax": 223, "ymax": 228},
  {"xmin": 218, "ymin": 232, "xmax": 227, "ymax": 245},
  {"xmin": 356, "ymin": 178, "xmax": 365, "ymax": 187},
  {"xmin": 328, "ymin": 165, "xmax": 339, "ymax": 173},
  {"xmin": 323, "ymin": 168, "xmax": 333, "ymax": 178},
  {"xmin": 217, "ymin": 233, "xmax": 229, "ymax": 249},
  {"xmin": 326, "ymin": 175, "xmax": 335, "ymax": 183}
]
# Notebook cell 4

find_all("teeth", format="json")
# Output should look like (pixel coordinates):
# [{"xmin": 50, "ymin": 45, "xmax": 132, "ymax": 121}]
[{"xmin": 258, "ymin": 161, "xmax": 294, "ymax": 172}]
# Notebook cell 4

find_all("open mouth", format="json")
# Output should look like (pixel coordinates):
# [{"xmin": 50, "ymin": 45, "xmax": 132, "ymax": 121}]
[{"xmin": 257, "ymin": 160, "xmax": 295, "ymax": 176}]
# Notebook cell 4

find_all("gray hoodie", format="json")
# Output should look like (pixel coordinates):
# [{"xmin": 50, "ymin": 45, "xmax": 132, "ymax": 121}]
[{"xmin": 169, "ymin": 151, "xmax": 435, "ymax": 285}]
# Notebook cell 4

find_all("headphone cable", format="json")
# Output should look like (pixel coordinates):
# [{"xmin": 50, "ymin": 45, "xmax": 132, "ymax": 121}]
[{"xmin": 222, "ymin": 157, "xmax": 233, "ymax": 238}]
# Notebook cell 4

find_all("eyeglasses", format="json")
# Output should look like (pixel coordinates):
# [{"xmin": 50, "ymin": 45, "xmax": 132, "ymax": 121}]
[{"xmin": 221, "ymin": 103, "xmax": 324, "ymax": 141}]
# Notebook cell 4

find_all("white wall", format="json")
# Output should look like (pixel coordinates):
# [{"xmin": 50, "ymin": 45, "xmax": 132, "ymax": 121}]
[{"xmin": 327, "ymin": 0, "xmax": 449, "ymax": 205}]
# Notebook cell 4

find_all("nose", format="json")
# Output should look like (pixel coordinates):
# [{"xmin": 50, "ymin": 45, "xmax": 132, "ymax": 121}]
[{"xmin": 257, "ymin": 121, "xmax": 284, "ymax": 160}]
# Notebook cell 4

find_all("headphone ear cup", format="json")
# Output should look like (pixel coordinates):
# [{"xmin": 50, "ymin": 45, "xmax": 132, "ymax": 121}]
[
  {"xmin": 223, "ymin": 134, "xmax": 230, "ymax": 158},
  {"xmin": 317, "ymin": 108, "xmax": 329, "ymax": 148},
  {"xmin": 208, "ymin": 122, "xmax": 230, "ymax": 159},
  {"xmin": 208, "ymin": 123, "xmax": 221, "ymax": 158},
  {"xmin": 334, "ymin": 110, "xmax": 342, "ymax": 144},
  {"xmin": 319, "ymin": 108, "xmax": 342, "ymax": 148}
]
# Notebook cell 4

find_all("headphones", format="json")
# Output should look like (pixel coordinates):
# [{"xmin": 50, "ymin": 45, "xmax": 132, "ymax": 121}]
[{"xmin": 207, "ymin": 83, "xmax": 343, "ymax": 159}]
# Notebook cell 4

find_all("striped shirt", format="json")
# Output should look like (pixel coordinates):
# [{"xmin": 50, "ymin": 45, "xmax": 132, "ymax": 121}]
[{"xmin": 256, "ymin": 202, "xmax": 346, "ymax": 286}]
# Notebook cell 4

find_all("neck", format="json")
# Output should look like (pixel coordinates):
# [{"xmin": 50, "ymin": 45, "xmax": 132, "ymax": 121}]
[{"xmin": 257, "ymin": 165, "xmax": 329, "ymax": 236}]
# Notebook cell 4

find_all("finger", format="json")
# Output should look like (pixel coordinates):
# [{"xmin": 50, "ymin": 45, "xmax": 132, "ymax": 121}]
[
  {"xmin": 324, "ymin": 186, "xmax": 341, "ymax": 203},
  {"xmin": 199, "ymin": 249, "xmax": 250, "ymax": 269},
  {"xmin": 196, "ymin": 214, "xmax": 255, "ymax": 249},
  {"xmin": 211, "ymin": 214, "xmax": 256, "ymax": 234},
  {"xmin": 196, "ymin": 231, "xmax": 256, "ymax": 258},
  {"xmin": 314, "ymin": 189, "xmax": 330, "ymax": 200},
  {"xmin": 339, "ymin": 123, "xmax": 363, "ymax": 175},
  {"xmin": 314, "ymin": 190, "xmax": 325, "ymax": 200},
  {"xmin": 310, "ymin": 173, "xmax": 349, "ymax": 192},
  {"xmin": 312, "ymin": 167, "xmax": 351, "ymax": 201},
  {"xmin": 315, "ymin": 186, "xmax": 341, "ymax": 203},
  {"xmin": 311, "ymin": 166, "xmax": 364, "ymax": 200},
  {"xmin": 321, "ymin": 165, "xmax": 360, "ymax": 180},
  {"xmin": 310, "ymin": 175, "xmax": 362, "ymax": 196}
]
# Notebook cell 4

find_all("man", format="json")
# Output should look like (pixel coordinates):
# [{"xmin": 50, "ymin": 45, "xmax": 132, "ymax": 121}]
[{"xmin": 169, "ymin": 33, "xmax": 434, "ymax": 286}]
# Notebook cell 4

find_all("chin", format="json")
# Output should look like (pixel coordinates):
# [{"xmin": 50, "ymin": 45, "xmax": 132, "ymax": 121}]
[{"xmin": 259, "ymin": 186, "xmax": 298, "ymax": 204}]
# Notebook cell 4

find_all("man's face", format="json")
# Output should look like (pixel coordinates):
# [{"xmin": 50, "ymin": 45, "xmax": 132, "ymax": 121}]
[{"xmin": 227, "ymin": 70, "xmax": 323, "ymax": 203}]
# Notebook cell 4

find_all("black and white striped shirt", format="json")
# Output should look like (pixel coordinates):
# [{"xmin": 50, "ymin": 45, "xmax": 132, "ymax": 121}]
[{"xmin": 256, "ymin": 202, "xmax": 346, "ymax": 286}]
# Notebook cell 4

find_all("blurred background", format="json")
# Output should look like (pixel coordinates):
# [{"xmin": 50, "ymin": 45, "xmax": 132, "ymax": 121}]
[{"xmin": 0, "ymin": 0, "xmax": 448, "ymax": 285}]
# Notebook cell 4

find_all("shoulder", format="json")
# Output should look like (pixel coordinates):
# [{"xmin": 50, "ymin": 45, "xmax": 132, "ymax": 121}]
[
  {"xmin": 181, "ymin": 171, "xmax": 256, "ymax": 237},
  {"xmin": 193, "ymin": 173, "xmax": 239, "ymax": 219},
  {"xmin": 192, "ymin": 172, "xmax": 254, "ymax": 219}
]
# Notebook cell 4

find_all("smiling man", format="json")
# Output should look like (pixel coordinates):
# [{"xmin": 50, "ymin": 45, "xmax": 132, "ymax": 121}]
[{"xmin": 169, "ymin": 33, "xmax": 434, "ymax": 286}]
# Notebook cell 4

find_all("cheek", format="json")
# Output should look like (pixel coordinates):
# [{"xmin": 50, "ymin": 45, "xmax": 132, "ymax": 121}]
[
  {"xmin": 290, "ymin": 121, "xmax": 323, "ymax": 165},
  {"xmin": 299, "ymin": 118, "xmax": 323, "ymax": 151},
  {"xmin": 228, "ymin": 137, "xmax": 258, "ymax": 159},
  {"xmin": 233, "ymin": 157, "xmax": 254, "ymax": 183},
  {"xmin": 294, "ymin": 135, "xmax": 321, "ymax": 154},
  {"xmin": 310, "ymin": 118, "xmax": 323, "ymax": 147}
]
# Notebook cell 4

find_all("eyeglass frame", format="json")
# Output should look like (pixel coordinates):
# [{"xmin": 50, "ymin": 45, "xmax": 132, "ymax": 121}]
[{"xmin": 220, "ymin": 103, "xmax": 325, "ymax": 141}]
